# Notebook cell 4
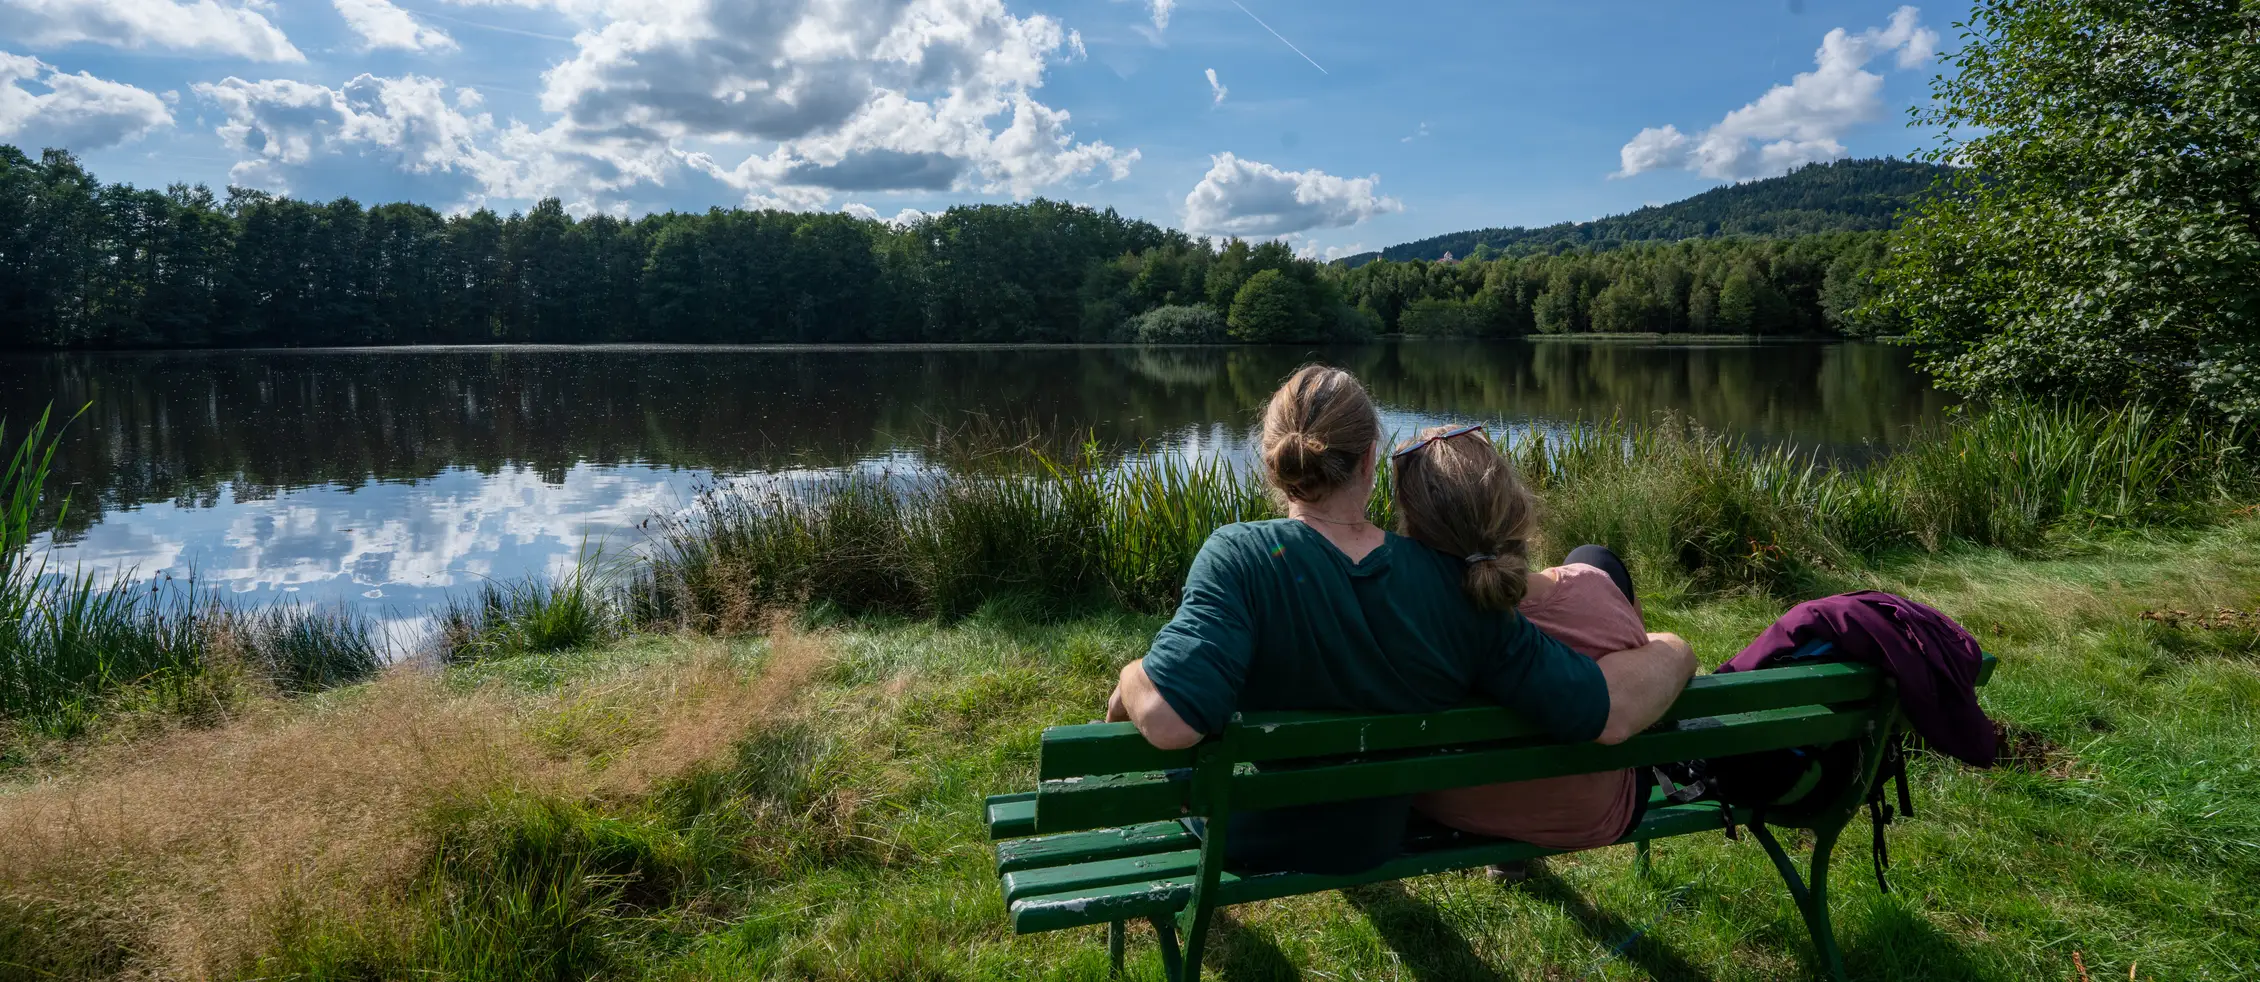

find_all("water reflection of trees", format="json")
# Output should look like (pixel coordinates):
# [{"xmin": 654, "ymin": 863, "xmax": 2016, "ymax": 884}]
[{"xmin": 0, "ymin": 342, "xmax": 1945, "ymax": 535}]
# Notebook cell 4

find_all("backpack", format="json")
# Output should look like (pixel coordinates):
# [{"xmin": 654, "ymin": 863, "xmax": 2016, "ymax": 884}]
[{"xmin": 1654, "ymin": 641, "xmax": 1916, "ymax": 891}]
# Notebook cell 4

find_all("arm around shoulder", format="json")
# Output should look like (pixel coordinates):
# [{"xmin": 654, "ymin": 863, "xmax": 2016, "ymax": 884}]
[{"xmin": 1593, "ymin": 632, "xmax": 1697, "ymax": 745}]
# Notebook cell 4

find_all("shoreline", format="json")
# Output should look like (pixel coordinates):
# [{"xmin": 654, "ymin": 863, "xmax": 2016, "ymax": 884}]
[{"xmin": 0, "ymin": 334, "xmax": 1853, "ymax": 357}]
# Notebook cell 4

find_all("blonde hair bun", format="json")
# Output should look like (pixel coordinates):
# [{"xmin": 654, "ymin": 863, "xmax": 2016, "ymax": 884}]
[{"xmin": 1259, "ymin": 367, "xmax": 1379, "ymax": 504}]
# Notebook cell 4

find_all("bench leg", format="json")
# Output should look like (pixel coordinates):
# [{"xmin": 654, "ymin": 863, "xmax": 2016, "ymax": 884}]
[
  {"xmin": 1635, "ymin": 839, "xmax": 1652, "ymax": 879},
  {"xmin": 1750, "ymin": 821, "xmax": 1848, "ymax": 982},
  {"xmin": 1150, "ymin": 915, "xmax": 1183, "ymax": 982},
  {"xmin": 1108, "ymin": 919, "xmax": 1125, "ymax": 976},
  {"xmin": 1177, "ymin": 900, "xmax": 1217, "ymax": 982}
]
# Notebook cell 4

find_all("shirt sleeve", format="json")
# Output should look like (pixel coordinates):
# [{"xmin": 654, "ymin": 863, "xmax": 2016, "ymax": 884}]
[
  {"xmin": 1470, "ymin": 610, "xmax": 1612, "ymax": 742},
  {"xmin": 1138, "ymin": 530, "xmax": 1257, "ymax": 735}
]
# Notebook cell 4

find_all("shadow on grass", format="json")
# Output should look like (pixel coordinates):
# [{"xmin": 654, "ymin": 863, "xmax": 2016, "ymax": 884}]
[
  {"xmin": 1210, "ymin": 909, "xmax": 1301, "ymax": 982},
  {"xmin": 1340, "ymin": 881, "xmax": 1508, "ymax": 982},
  {"xmin": 1522, "ymin": 867, "xmax": 1718, "ymax": 982},
  {"xmin": 1838, "ymin": 898, "xmax": 1995, "ymax": 981}
]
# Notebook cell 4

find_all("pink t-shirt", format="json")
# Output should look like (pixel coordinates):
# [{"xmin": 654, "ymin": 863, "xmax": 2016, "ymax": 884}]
[{"xmin": 1414, "ymin": 563, "xmax": 1647, "ymax": 849}]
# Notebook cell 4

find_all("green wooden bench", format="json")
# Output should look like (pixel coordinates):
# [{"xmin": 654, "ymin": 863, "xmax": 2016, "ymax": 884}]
[{"xmin": 985, "ymin": 651, "xmax": 1995, "ymax": 982}]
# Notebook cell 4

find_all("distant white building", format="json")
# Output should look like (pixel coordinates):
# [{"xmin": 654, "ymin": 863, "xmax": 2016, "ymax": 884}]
[{"xmin": 1436, "ymin": 251, "xmax": 1459, "ymax": 266}]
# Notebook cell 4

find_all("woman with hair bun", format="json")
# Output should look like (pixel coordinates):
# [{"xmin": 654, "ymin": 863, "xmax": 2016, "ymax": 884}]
[{"xmin": 1105, "ymin": 365, "xmax": 1695, "ymax": 875}]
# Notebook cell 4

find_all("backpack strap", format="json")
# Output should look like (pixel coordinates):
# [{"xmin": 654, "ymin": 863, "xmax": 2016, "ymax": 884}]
[{"xmin": 1866, "ymin": 731, "xmax": 1914, "ymax": 893}]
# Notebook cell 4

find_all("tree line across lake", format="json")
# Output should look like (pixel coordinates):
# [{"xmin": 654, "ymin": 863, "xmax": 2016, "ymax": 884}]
[{"xmin": 2, "ymin": 145, "xmax": 1896, "ymax": 349}]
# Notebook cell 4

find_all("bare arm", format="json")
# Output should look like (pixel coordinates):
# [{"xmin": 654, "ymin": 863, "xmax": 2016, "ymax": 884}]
[
  {"xmin": 1105, "ymin": 658, "xmax": 1205, "ymax": 750},
  {"xmin": 1593, "ymin": 632, "xmax": 1697, "ymax": 745}
]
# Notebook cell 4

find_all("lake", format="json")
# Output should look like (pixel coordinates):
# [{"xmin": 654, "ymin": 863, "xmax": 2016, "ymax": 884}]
[{"xmin": 1, "ymin": 340, "xmax": 1947, "ymax": 634}]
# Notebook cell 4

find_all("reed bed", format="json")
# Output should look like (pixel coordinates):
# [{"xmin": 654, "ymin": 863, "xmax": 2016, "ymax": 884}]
[
  {"xmin": 2, "ymin": 410, "xmax": 383, "ymax": 739},
  {"xmin": 635, "ymin": 402, "xmax": 2257, "ymax": 624}
]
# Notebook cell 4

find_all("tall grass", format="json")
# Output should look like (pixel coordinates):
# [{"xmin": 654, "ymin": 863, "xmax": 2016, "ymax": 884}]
[
  {"xmin": 636, "ymin": 403, "xmax": 2257, "ymax": 624},
  {"xmin": 437, "ymin": 562, "xmax": 625, "ymax": 665},
  {"xmin": 634, "ymin": 448, "xmax": 1277, "ymax": 626},
  {"xmin": 1, "ymin": 407, "xmax": 382, "ymax": 736},
  {"xmin": 1517, "ymin": 402, "xmax": 2254, "ymax": 593}
]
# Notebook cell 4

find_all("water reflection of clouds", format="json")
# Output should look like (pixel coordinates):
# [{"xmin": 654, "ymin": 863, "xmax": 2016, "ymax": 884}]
[
  {"xmin": 33, "ymin": 463, "xmax": 717, "ymax": 620},
  {"xmin": 28, "ymin": 407, "xmax": 1558, "ymax": 623}
]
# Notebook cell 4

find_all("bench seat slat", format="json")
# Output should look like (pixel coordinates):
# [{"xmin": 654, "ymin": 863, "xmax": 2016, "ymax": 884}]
[
  {"xmin": 994, "ymin": 821, "xmax": 1196, "ymax": 873},
  {"xmin": 1005, "ymin": 847, "xmax": 1202, "ymax": 902},
  {"xmin": 1007, "ymin": 800, "xmax": 1755, "ymax": 933},
  {"xmin": 986, "ymin": 793, "xmax": 1037, "ymax": 839},
  {"xmin": 1034, "ymin": 769, "xmax": 1191, "ymax": 834}
]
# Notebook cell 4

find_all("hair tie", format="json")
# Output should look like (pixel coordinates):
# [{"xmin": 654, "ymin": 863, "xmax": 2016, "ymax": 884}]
[{"xmin": 1464, "ymin": 553, "xmax": 1497, "ymax": 565}]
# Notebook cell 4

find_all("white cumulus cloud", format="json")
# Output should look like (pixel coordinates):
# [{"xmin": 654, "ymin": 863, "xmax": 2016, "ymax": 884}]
[
  {"xmin": 0, "ymin": 0, "xmax": 302, "ymax": 61},
  {"xmin": 841, "ymin": 202, "xmax": 926, "ymax": 226},
  {"xmin": 1205, "ymin": 67, "xmax": 1225, "ymax": 105},
  {"xmin": 1615, "ymin": 5, "xmax": 1937, "ymax": 181},
  {"xmin": 1182, "ymin": 152, "xmax": 1400, "ymax": 238},
  {"xmin": 196, "ymin": 0, "xmax": 1135, "ymax": 211},
  {"xmin": 540, "ymin": 0, "xmax": 1132, "ymax": 203},
  {"xmin": 195, "ymin": 73, "xmax": 509, "ymax": 193},
  {"xmin": 0, "ymin": 50, "xmax": 173, "ymax": 150},
  {"xmin": 1290, "ymin": 236, "xmax": 1366, "ymax": 262},
  {"xmin": 335, "ymin": 0, "xmax": 455, "ymax": 52},
  {"xmin": 1148, "ymin": 0, "xmax": 1174, "ymax": 31}
]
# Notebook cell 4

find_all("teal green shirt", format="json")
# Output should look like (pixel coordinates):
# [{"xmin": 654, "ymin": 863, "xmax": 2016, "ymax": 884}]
[{"xmin": 1143, "ymin": 519, "xmax": 1611, "ymax": 740}]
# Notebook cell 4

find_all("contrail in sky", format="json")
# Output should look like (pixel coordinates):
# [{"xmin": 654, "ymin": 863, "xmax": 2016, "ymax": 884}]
[
  {"xmin": 1227, "ymin": 0, "xmax": 1328, "ymax": 75},
  {"xmin": 403, "ymin": 5, "xmax": 575, "ymax": 42}
]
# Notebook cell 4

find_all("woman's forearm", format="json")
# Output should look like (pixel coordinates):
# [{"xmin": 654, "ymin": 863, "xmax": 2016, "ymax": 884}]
[
  {"xmin": 1593, "ymin": 632, "xmax": 1697, "ymax": 744},
  {"xmin": 1107, "ymin": 658, "xmax": 1205, "ymax": 750}
]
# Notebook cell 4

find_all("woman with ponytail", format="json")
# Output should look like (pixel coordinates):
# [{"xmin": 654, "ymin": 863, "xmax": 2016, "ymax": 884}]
[
  {"xmin": 1390, "ymin": 423, "xmax": 1656, "ymax": 858},
  {"xmin": 1104, "ymin": 365, "xmax": 1696, "ymax": 876}
]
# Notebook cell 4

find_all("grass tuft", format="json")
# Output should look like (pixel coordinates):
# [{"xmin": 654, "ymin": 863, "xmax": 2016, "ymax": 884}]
[{"xmin": 438, "ymin": 564, "xmax": 625, "ymax": 665}]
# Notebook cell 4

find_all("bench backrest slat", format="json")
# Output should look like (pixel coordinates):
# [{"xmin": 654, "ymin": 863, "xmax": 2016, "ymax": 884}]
[
  {"xmin": 1034, "ymin": 701, "xmax": 1883, "ymax": 832},
  {"xmin": 1232, "ymin": 662, "xmax": 1878, "ymax": 762},
  {"xmin": 1039, "ymin": 660, "xmax": 1892, "ymax": 780},
  {"xmin": 1029, "ymin": 653, "xmax": 1994, "ymax": 835},
  {"xmin": 1234, "ymin": 704, "xmax": 1873, "ymax": 811},
  {"xmin": 1039, "ymin": 723, "xmax": 1194, "ymax": 780}
]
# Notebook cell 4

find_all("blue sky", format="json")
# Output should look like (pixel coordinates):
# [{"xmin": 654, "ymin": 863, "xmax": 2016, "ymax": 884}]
[{"xmin": 0, "ymin": 0, "xmax": 1965, "ymax": 257}]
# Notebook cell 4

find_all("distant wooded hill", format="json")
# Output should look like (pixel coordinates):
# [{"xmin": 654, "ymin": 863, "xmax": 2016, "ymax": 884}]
[{"xmin": 1343, "ymin": 158, "xmax": 1951, "ymax": 267}]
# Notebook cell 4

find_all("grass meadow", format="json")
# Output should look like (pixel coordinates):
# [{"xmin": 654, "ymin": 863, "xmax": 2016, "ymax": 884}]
[{"xmin": 1, "ymin": 403, "xmax": 2255, "ymax": 980}]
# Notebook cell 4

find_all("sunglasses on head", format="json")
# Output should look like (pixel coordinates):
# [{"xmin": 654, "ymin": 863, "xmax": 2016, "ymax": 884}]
[{"xmin": 1391, "ymin": 422, "xmax": 1488, "ymax": 460}]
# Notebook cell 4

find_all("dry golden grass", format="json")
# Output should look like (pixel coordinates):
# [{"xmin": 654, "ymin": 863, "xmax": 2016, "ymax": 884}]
[{"xmin": 0, "ymin": 626, "xmax": 833, "ymax": 981}]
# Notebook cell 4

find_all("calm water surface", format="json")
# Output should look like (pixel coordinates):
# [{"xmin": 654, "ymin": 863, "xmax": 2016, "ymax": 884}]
[{"xmin": 0, "ymin": 340, "xmax": 1947, "ymax": 630}]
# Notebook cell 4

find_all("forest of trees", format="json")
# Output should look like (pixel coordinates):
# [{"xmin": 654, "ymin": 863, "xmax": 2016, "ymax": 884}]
[
  {"xmin": 0, "ymin": 146, "xmax": 1374, "ymax": 349},
  {"xmin": 1351, "ymin": 158, "xmax": 1948, "ymax": 266},
  {"xmin": 1336, "ymin": 232, "xmax": 1898, "ymax": 337},
  {"xmin": 3, "ymin": 145, "xmax": 1901, "ymax": 350}
]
